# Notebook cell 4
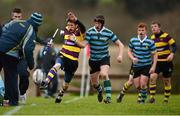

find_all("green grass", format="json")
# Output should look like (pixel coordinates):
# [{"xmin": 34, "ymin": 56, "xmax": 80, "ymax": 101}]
[{"xmin": 0, "ymin": 94, "xmax": 180, "ymax": 115}]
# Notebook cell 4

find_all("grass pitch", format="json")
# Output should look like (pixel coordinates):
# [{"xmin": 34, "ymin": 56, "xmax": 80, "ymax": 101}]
[{"xmin": 0, "ymin": 94, "xmax": 180, "ymax": 115}]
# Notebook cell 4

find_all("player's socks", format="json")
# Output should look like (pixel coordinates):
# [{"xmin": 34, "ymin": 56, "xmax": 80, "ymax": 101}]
[
  {"xmin": 47, "ymin": 67, "xmax": 57, "ymax": 81},
  {"xmin": 94, "ymin": 84, "xmax": 103, "ymax": 102},
  {"xmin": 104, "ymin": 80, "xmax": 112, "ymax": 101},
  {"xmin": 140, "ymin": 88, "xmax": 147, "ymax": 103},
  {"xmin": 121, "ymin": 81, "xmax": 132, "ymax": 94},
  {"xmin": 149, "ymin": 84, "xmax": 156, "ymax": 103},
  {"xmin": 117, "ymin": 82, "xmax": 132, "ymax": 102},
  {"xmin": 164, "ymin": 85, "xmax": 171, "ymax": 103},
  {"xmin": 149, "ymin": 84, "xmax": 156, "ymax": 99},
  {"xmin": 137, "ymin": 92, "xmax": 141, "ymax": 103}
]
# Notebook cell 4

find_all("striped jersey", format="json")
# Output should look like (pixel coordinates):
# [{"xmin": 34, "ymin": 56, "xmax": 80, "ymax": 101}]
[
  {"xmin": 60, "ymin": 27, "xmax": 84, "ymax": 61},
  {"xmin": 129, "ymin": 36, "xmax": 156, "ymax": 67},
  {"xmin": 151, "ymin": 32, "xmax": 175, "ymax": 61},
  {"xmin": 85, "ymin": 26, "xmax": 118, "ymax": 61}
]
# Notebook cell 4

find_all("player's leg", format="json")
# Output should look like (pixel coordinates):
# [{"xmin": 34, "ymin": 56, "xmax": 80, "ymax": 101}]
[
  {"xmin": 117, "ymin": 74, "xmax": 133, "ymax": 103},
  {"xmin": 47, "ymin": 74, "xmax": 58, "ymax": 97},
  {"xmin": 149, "ymin": 62, "xmax": 160, "ymax": 103},
  {"xmin": 163, "ymin": 78, "xmax": 171, "ymax": 103},
  {"xmin": 162, "ymin": 61, "xmax": 173, "ymax": 103},
  {"xmin": 18, "ymin": 59, "xmax": 30, "ymax": 104},
  {"xmin": 89, "ymin": 59, "xmax": 103, "ymax": 102},
  {"xmin": 140, "ymin": 75, "xmax": 149, "ymax": 103},
  {"xmin": 132, "ymin": 66, "xmax": 142, "ymax": 103},
  {"xmin": 133, "ymin": 76, "xmax": 141, "ymax": 103},
  {"xmin": 55, "ymin": 58, "xmax": 78, "ymax": 103},
  {"xmin": 41, "ymin": 56, "xmax": 63, "ymax": 88},
  {"xmin": 149, "ymin": 73, "xmax": 158, "ymax": 103},
  {"xmin": 55, "ymin": 78, "xmax": 70, "ymax": 103},
  {"xmin": 91, "ymin": 72, "xmax": 103, "ymax": 102},
  {"xmin": 100, "ymin": 65, "xmax": 111, "ymax": 104}
]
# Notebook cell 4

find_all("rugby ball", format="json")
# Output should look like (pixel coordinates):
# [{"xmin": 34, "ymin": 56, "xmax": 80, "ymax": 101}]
[{"xmin": 32, "ymin": 69, "xmax": 45, "ymax": 85}]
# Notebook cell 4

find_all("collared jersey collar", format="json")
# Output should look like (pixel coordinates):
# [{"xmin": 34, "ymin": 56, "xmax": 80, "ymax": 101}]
[
  {"xmin": 137, "ymin": 35, "xmax": 147, "ymax": 43},
  {"xmin": 93, "ymin": 26, "xmax": 105, "ymax": 33}
]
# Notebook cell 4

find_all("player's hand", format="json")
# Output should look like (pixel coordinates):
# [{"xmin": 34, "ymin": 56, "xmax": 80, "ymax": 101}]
[
  {"xmin": 149, "ymin": 66, "xmax": 155, "ymax": 74},
  {"xmin": 69, "ymin": 35, "xmax": 77, "ymax": 42},
  {"xmin": 117, "ymin": 55, "xmax": 122, "ymax": 63},
  {"xmin": 167, "ymin": 53, "xmax": 174, "ymax": 62},
  {"xmin": 132, "ymin": 57, "xmax": 138, "ymax": 64},
  {"xmin": 67, "ymin": 12, "xmax": 77, "ymax": 21}
]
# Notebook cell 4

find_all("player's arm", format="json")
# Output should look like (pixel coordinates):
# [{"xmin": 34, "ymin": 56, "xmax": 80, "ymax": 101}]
[
  {"xmin": 149, "ymin": 51, "xmax": 157, "ymax": 74},
  {"xmin": 167, "ymin": 36, "xmax": 177, "ymax": 61},
  {"xmin": 76, "ymin": 20, "xmax": 86, "ymax": 34},
  {"xmin": 23, "ymin": 28, "xmax": 36, "ymax": 70},
  {"xmin": 35, "ymin": 36, "xmax": 47, "ymax": 45},
  {"xmin": 128, "ymin": 40, "xmax": 138, "ymax": 64},
  {"xmin": 114, "ymin": 39, "xmax": 124, "ymax": 63},
  {"xmin": 67, "ymin": 12, "xmax": 86, "ymax": 34}
]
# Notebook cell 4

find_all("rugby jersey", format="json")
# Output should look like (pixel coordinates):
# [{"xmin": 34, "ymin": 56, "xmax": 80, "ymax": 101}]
[
  {"xmin": 60, "ymin": 27, "xmax": 84, "ymax": 61},
  {"xmin": 151, "ymin": 32, "xmax": 175, "ymax": 61},
  {"xmin": 85, "ymin": 26, "xmax": 118, "ymax": 61},
  {"xmin": 129, "ymin": 36, "xmax": 156, "ymax": 67}
]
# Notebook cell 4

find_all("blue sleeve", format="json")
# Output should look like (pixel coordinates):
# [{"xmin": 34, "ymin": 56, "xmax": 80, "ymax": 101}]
[
  {"xmin": 22, "ymin": 26, "xmax": 36, "ymax": 70},
  {"xmin": 110, "ymin": 33, "xmax": 118, "ymax": 42},
  {"xmin": 129, "ymin": 39, "xmax": 133, "ymax": 49},
  {"xmin": 149, "ymin": 40, "xmax": 156, "ymax": 53},
  {"xmin": 85, "ymin": 31, "xmax": 91, "ymax": 42}
]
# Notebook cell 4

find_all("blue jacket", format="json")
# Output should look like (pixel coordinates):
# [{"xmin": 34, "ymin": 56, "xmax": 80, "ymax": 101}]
[
  {"xmin": 0, "ymin": 19, "xmax": 37, "ymax": 69},
  {"xmin": 0, "ymin": 24, "xmax": 2, "ymax": 35}
]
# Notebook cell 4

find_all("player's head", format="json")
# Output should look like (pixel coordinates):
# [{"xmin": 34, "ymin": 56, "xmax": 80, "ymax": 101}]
[
  {"xmin": 66, "ymin": 20, "xmax": 77, "ymax": 33},
  {"xmin": 137, "ymin": 22, "xmax": 147, "ymax": 38},
  {"xmin": 28, "ymin": 12, "xmax": 43, "ymax": 31},
  {"xmin": 93, "ymin": 15, "xmax": 105, "ymax": 31},
  {"xmin": 151, "ymin": 21, "xmax": 161, "ymax": 34},
  {"xmin": 11, "ymin": 8, "xmax": 22, "ymax": 20}
]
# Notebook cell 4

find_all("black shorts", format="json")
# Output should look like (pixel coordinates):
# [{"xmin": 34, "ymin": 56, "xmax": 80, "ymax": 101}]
[
  {"xmin": 155, "ymin": 61, "xmax": 173, "ymax": 78},
  {"xmin": 133, "ymin": 65, "xmax": 151, "ymax": 78},
  {"xmin": 56, "ymin": 54, "xmax": 78, "ymax": 83},
  {"xmin": 89, "ymin": 56, "xmax": 110, "ymax": 74}
]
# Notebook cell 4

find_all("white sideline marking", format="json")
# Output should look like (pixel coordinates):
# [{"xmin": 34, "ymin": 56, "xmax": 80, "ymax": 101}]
[
  {"xmin": 64, "ymin": 97, "xmax": 82, "ymax": 104},
  {"xmin": 3, "ymin": 106, "xmax": 22, "ymax": 115}
]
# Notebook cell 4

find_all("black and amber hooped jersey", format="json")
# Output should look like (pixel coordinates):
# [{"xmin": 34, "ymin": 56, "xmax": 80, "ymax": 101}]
[
  {"xmin": 151, "ymin": 32, "xmax": 175, "ymax": 61},
  {"xmin": 60, "ymin": 27, "xmax": 84, "ymax": 61}
]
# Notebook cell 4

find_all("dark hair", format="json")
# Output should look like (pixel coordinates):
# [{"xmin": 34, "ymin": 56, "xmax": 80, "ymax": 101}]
[
  {"xmin": 12, "ymin": 8, "xmax": 22, "ymax": 13},
  {"xmin": 67, "ymin": 19, "xmax": 77, "ymax": 25},
  {"xmin": 137, "ymin": 22, "xmax": 147, "ymax": 30},
  {"xmin": 151, "ymin": 21, "xmax": 161, "ymax": 27},
  {"xmin": 94, "ymin": 15, "xmax": 105, "ymax": 25}
]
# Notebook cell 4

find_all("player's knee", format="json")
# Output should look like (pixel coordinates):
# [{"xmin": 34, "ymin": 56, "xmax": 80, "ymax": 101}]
[
  {"xmin": 53, "ymin": 63, "xmax": 61, "ymax": 70},
  {"xmin": 128, "ymin": 79, "xmax": 133, "ymax": 85},
  {"xmin": 100, "ymin": 72, "xmax": 108, "ymax": 80}
]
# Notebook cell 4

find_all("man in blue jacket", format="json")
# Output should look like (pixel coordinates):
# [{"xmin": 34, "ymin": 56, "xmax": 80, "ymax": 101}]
[
  {"xmin": 8, "ymin": 8, "xmax": 45, "ymax": 104},
  {"xmin": 0, "ymin": 12, "xmax": 43, "ymax": 106}
]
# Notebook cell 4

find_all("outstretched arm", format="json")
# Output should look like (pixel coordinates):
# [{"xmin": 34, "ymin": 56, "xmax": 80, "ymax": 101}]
[{"xmin": 114, "ymin": 39, "xmax": 124, "ymax": 63}]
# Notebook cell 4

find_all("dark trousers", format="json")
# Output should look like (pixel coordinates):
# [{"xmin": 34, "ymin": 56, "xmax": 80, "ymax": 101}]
[
  {"xmin": 0, "ymin": 54, "xmax": 19, "ymax": 106},
  {"xmin": 17, "ymin": 59, "xmax": 30, "ymax": 95}
]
